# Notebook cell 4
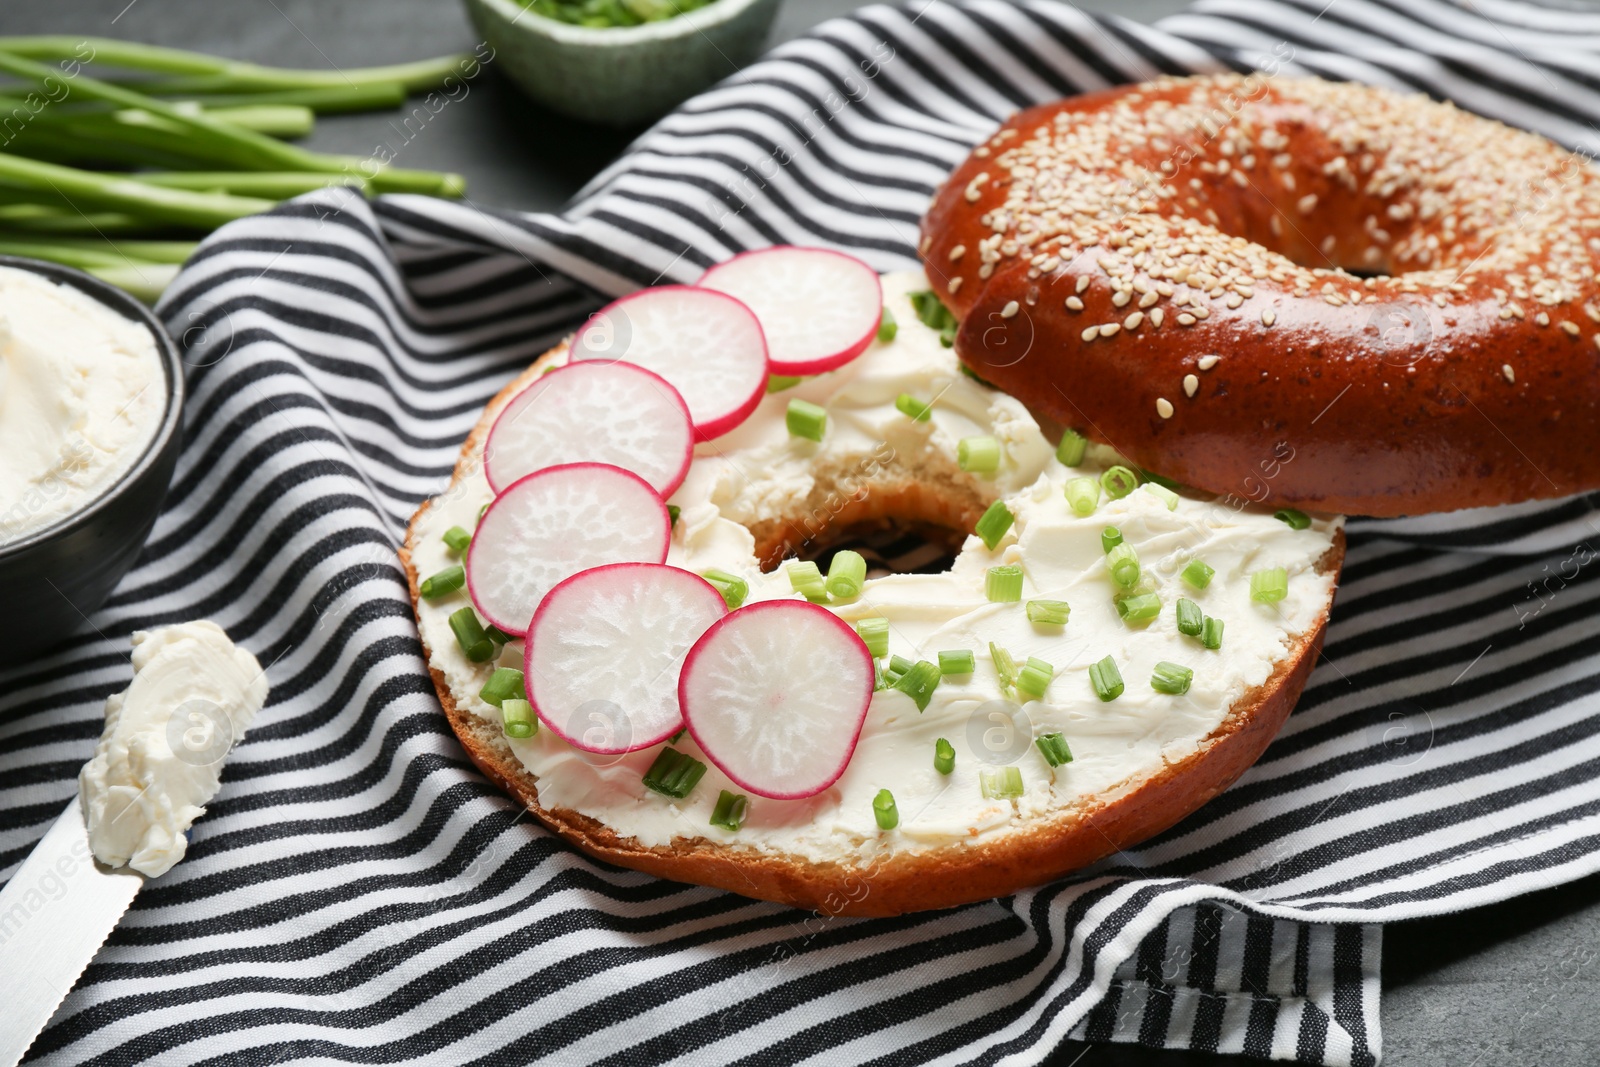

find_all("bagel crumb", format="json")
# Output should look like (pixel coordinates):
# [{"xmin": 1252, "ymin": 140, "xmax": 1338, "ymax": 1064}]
[
  {"xmin": 1184, "ymin": 374, "xmax": 1200, "ymax": 397},
  {"xmin": 1157, "ymin": 397, "xmax": 1175, "ymax": 418}
]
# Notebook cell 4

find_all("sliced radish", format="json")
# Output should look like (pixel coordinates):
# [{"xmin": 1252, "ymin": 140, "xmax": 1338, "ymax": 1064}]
[
  {"xmin": 679, "ymin": 600, "xmax": 875, "ymax": 800},
  {"xmin": 568, "ymin": 286, "xmax": 767, "ymax": 441},
  {"xmin": 484, "ymin": 362, "xmax": 693, "ymax": 497},
  {"xmin": 466, "ymin": 463, "xmax": 669, "ymax": 635},
  {"xmin": 526, "ymin": 563, "xmax": 727, "ymax": 753},
  {"xmin": 698, "ymin": 247, "xmax": 883, "ymax": 376}
]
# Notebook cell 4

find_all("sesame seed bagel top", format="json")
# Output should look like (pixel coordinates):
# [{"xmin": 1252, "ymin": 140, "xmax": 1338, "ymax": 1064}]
[{"xmin": 921, "ymin": 73, "xmax": 1600, "ymax": 516}]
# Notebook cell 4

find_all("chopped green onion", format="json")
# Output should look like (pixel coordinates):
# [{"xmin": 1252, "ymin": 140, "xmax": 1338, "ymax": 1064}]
[
  {"xmin": 1016, "ymin": 657, "xmax": 1054, "ymax": 699},
  {"xmin": 986, "ymin": 564, "xmax": 1024, "ymax": 602},
  {"xmin": 1182, "ymin": 559, "xmax": 1215, "ymax": 590},
  {"xmin": 1065, "ymin": 476, "xmax": 1100, "ymax": 516},
  {"xmin": 938, "ymin": 649, "xmax": 975, "ymax": 675},
  {"xmin": 709, "ymin": 790, "xmax": 748, "ymax": 831},
  {"xmin": 1026, "ymin": 599, "xmax": 1071, "ymax": 626},
  {"xmin": 1035, "ymin": 732, "xmax": 1073, "ymax": 767},
  {"xmin": 448, "ymin": 607, "xmax": 495, "ymax": 663},
  {"xmin": 1089, "ymin": 655, "xmax": 1124, "ymax": 701},
  {"xmin": 958, "ymin": 435, "xmax": 1002, "ymax": 473},
  {"xmin": 1151, "ymin": 661, "xmax": 1194, "ymax": 695},
  {"xmin": 1056, "ymin": 428, "xmax": 1088, "ymax": 466},
  {"xmin": 501, "ymin": 698, "xmax": 536, "ymax": 739},
  {"xmin": 1176, "ymin": 598, "xmax": 1204, "ymax": 637},
  {"xmin": 1144, "ymin": 482, "xmax": 1180, "ymax": 511},
  {"xmin": 485, "ymin": 624, "xmax": 513, "ymax": 648},
  {"xmin": 873, "ymin": 660, "xmax": 887, "ymax": 691},
  {"xmin": 891, "ymin": 660, "xmax": 941, "ymax": 711},
  {"xmin": 1275, "ymin": 508, "xmax": 1312, "ymax": 530},
  {"xmin": 787, "ymin": 560, "xmax": 829, "ymax": 602},
  {"xmin": 826, "ymin": 550, "xmax": 867, "ymax": 599},
  {"xmin": 442, "ymin": 525, "xmax": 471, "ymax": 554},
  {"xmin": 856, "ymin": 617, "xmax": 890, "ymax": 659},
  {"xmin": 1116, "ymin": 592, "xmax": 1162, "ymax": 624},
  {"xmin": 896, "ymin": 392, "xmax": 933, "ymax": 421},
  {"xmin": 477, "ymin": 502, "xmax": 490, "ymax": 524},
  {"xmin": 1251, "ymin": 567, "xmax": 1289, "ymax": 603},
  {"xmin": 959, "ymin": 363, "xmax": 992, "ymax": 385},
  {"xmin": 1101, "ymin": 465, "xmax": 1139, "ymax": 499},
  {"xmin": 641, "ymin": 747, "xmax": 707, "ymax": 798},
  {"xmin": 702, "ymin": 568, "xmax": 748, "ymax": 610},
  {"xmin": 419, "ymin": 565, "xmax": 465, "ymax": 600},
  {"xmin": 990, "ymin": 642, "xmax": 1018, "ymax": 690},
  {"xmin": 1201, "ymin": 615, "xmax": 1226, "ymax": 650},
  {"xmin": 478, "ymin": 667, "xmax": 526, "ymax": 708},
  {"xmin": 877, "ymin": 305, "xmax": 898, "ymax": 343},
  {"xmin": 1101, "ymin": 526, "xmax": 1123, "ymax": 554},
  {"xmin": 786, "ymin": 398, "xmax": 827, "ymax": 441},
  {"xmin": 1140, "ymin": 469, "xmax": 1182, "ymax": 492},
  {"xmin": 889, "ymin": 654, "xmax": 914, "ymax": 677},
  {"xmin": 667, "ymin": 504, "xmax": 680, "ymax": 528},
  {"xmin": 975, "ymin": 500, "xmax": 1015, "ymax": 550},
  {"xmin": 980, "ymin": 766, "xmax": 1025, "ymax": 799},
  {"xmin": 1107, "ymin": 543, "xmax": 1141, "ymax": 589},
  {"xmin": 909, "ymin": 288, "xmax": 958, "ymax": 337},
  {"xmin": 767, "ymin": 374, "xmax": 803, "ymax": 393},
  {"xmin": 670, "ymin": 727, "xmax": 686, "ymax": 744},
  {"xmin": 934, "ymin": 737, "xmax": 956, "ymax": 775},
  {"xmin": 873, "ymin": 788, "xmax": 899, "ymax": 830}
]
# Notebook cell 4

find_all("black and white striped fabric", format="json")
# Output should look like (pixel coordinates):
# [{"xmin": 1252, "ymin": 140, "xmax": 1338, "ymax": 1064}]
[{"xmin": 6, "ymin": 1, "xmax": 1600, "ymax": 1063}]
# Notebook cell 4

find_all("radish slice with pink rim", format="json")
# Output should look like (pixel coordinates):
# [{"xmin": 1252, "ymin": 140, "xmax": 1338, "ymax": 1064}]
[
  {"xmin": 526, "ymin": 563, "xmax": 727, "ymax": 754},
  {"xmin": 679, "ymin": 600, "xmax": 875, "ymax": 800},
  {"xmin": 698, "ymin": 247, "xmax": 883, "ymax": 376},
  {"xmin": 484, "ymin": 362, "xmax": 693, "ymax": 496},
  {"xmin": 569, "ymin": 286, "xmax": 767, "ymax": 441},
  {"xmin": 466, "ymin": 463, "xmax": 669, "ymax": 635}
]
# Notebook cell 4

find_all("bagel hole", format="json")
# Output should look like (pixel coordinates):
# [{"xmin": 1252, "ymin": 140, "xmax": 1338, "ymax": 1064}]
[
  {"xmin": 753, "ymin": 486, "xmax": 983, "ymax": 577},
  {"xmin": 797, "ymin": 520, "xmax": 964, "ymax": 579}
]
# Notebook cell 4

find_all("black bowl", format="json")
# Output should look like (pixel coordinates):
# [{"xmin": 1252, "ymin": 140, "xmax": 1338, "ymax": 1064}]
[{"xmin": 0, "ymin": 257, "xmax": 184, "ymax": 665}]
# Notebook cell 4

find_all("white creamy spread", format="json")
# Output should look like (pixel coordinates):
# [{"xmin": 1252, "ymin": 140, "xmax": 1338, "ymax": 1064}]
[
  {"xmin": 0, "ymin": 265, "xmax": 166, "ymax": 546},
  {"xmin": 79, "ymin": 622, "xmax": 268, "ymax": 877},
  {"xmin": 412, "ymin": 270, "xmax": 1341, "ymax": 866}
]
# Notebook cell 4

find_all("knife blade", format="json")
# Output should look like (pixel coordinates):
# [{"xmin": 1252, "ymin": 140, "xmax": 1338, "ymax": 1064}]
[{"xmin": 0, "ymin": 800, "xmax": 143, "ymax": 1067}]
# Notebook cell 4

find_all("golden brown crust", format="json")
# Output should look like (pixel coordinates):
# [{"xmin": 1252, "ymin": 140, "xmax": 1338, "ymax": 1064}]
[
  {"xmin": 920, "ymin": 74, "xmax": 1600, "ymax": 517},
  {"xmin": 403, "ymin": 343, "xmax": 1344, "ymax": 917}
]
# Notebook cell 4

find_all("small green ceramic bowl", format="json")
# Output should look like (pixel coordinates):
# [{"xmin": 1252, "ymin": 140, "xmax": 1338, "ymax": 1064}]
[{"xmin": 465, "ymin": 0, "xmax": 784, "ymax": 127}]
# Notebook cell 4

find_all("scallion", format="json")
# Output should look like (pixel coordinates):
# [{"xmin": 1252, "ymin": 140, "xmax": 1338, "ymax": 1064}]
[
  {"xmin": 1056, "ymin": 428, "xmax": 1088, "ymax": 466},
  {"xmin": 667, "ymin": 504, "xmax": 680, "ymax": 527},
  {"xmin": 980, "ymin": 766, "xmax": 1025, "ymax": 799},
  {"xmin": 986, "ymin": 564, "xmax": 1024, "ymax": 602},
  {"xmin": 891, "ymin": 660, "xmax": 941, "ymax": 711},
  {"xmin": 877, "ymin": 305, "xmax": 898, "ymax": 343},
  {"xmin": 1035, "ymin": 733, "xmax": 1073, "ymax": 767},
  {"xmin": 1116, "ymin": 592, "xmax": 1162, "ymax": 624},
  {"xmin": 895, "ymin": 393, "xmax": 933, "ymax": 421},
  {"xmin": 1107, "ymin": 543, "xmax": 1140, "ymax": 589},
  {"xmin": 1275, "ymin": 508, "xmax": 1311, "ymax": 530},
  {"xmin": 1089, "ymin": 655, "xmax": 1124, "ymax": 701},
  {"xmin": 1101, "ymin": 526, "xmax": 1123, "ymax": 554},
  {"xmin": 1182, "ymin": 558, "xmax": 1215, "ymax": 590},
  {"xmin": 856, "ymin": 617, "xmax": 890, "ymax": 659},
  {"xmin": 448, "ymin": 606, "xmax": 495, "ymax": 663},
  {"xmin": 1251, "ymin": 567, "xmax": 1289, "ymax": 603},
  {"xmin": 990, "ymin": 642, "xmax": 1018, "ymax": 690},
  {"xmin": 478, "ymin": 667, "xmax": 525, "ymax": 708},
  {"xmin": 786, "ymin": 398, "xmax": 827, "ymax": 441},
  {"xmin": 1016, "ymin": 657, "xmax": 1054, "ymax": 699},
  {"xmin": 1151, "ymin": 661, "xmax": 1194, "ymax": 695},
  {"xmin": 934, "ymin": 737, "xmax": 956, "ymax": 775},
  {"xmin": 1201, "ymin": 615, "xmax": 1225, "ymax": 650},
  {"xmin": 826, "ymin": 550, "xmax": 867, "ymax": 600},
  {"xmin": 1026, "ymin": 599, "xmax": 1070, "ymax": 626},
  {"xmin": 958, "ymin": 435, "xmax": 1001, "ymax": 473},
  {"xmin": 1065, "ymin": 476, "xmax": 1100, "ymax": 516},
  {"xmin": 787, "ymin": 560, "xmax": 829, "ymax": 603},
  {"xmin": 767, "ymin": 374, "xmax": 803, "ymax": 393},
  {"xmin": 975, "ymin": 500, "xmax": 1014, "ymax": 550},
  {"xmin": 486, "ymin": 624, "xmax": 513, "ymax": 648},
  {"xmin": 419, "ymin": 565, "xmax": 465, "ymax": 600},
  {"xmin": 442, "ymin": 525, "xmax": 471, "ymax": 554},
  {"xmin": 710, "ymin": 789, "xmax": 748, "ymax": 831},
  {"xmin": 501, "ymin": 698, "xmax": 536, "ymax": 739},
  {"xmin": 873, "ymin": 788, "xmax": 899, "ymax": 830},
  {"xmin": 1176, "ymin": 598, "xmax": 1204, "ymax": 637},
  {"xmin": 938, "ymin": 649, "xmax": 975, "ymax": 675},
  {"xmin": 702, "ymin": 568, "xmax": 748, "ymax": 610},
  {"xmin": 641, "ymin": 747, "xmax": 707, "ymax": 798},
  {"xmin": 1144, "ymin": 482, "xmax": 1180, "ymax": 510},
  {"xmin": 1101, "ymin": 465, "xmax": 1139, "ymax": 500}
]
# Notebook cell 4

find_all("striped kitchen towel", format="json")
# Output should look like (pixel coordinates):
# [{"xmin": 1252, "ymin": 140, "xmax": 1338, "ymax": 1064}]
[{"xmin": 6, "ymin": 1, "xmax": 1600, "ymax": 1064}]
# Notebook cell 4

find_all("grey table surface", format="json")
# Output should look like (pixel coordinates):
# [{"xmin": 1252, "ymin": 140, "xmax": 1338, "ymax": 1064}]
[{"xmin": 3, "ymin": 0, "xmax": 1598, "ymax": 1064}]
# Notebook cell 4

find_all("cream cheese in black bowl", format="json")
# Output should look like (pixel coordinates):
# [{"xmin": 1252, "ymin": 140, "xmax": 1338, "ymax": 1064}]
[{"xmin": 0, "ymin": 256, "xmax": 185, "ymax": 664}]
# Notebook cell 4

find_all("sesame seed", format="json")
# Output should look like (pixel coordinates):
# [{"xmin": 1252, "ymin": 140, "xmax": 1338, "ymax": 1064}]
[
  {"xmin": 1111, "ymin": 290, "xmax": 1130, "ymax": 307},
  {"xmin": 949, "ymin": 277, "xmax": 963, "ymax": 294},
  {"xmin": 949, "ymin": 245, "xmax": 967, "ymax": 261},
  {"xmin": 1561, "ymin": 320, "xmax": 1580, "ymax": 336},
  {"xmin": 1198, "ymin": 354, "xmax": 1220, "ymax": 370},
  {"xmin": 1503, "ymin": 364, "xmax": 1515, "ymax": 382},
  {"xmin": 1076, "ymin": 276, "xmax": 1091, "ymax": 294},
  {"xmin": 1150, "ymin": 308, "xmax": 1165, "ymax": 328},
  {"xmin": 1536, "ymin": 312, "xmax": 1550, "ymax": 327},
  {"xmin": 1065, "ymin": 296, "xmax": 1084, "ymax": 311},
  {"xmin": 1183, "ymin": 373, "xmax": 1200, "ymax": 397},
  {"xmin": 1100, "ymin": 322, "xmax": 1121, "ymax": 336},
  {"xmin": 1261, "ymin": 309, "xmax": 1277, "ymax": 327},
  {"xmin": 1298, "ymin": 194, "xmax": 1318, "ymax": 214},
  {"xmin": 1177, "ymin": 313, "xmax": 1197, "ymax": 326},
  {"xmin": 1125, "ymin": 311, "xmax": 1144, "ymax": 330},
  {"xmin": 1082, "ymin": 325, "xmax": 1100, "ymax": 342},
  {"xmin": 1001, "ymin": 300, "xmax": 1020, "ymax": 318},
  {"xmin": 1156, "ymin": 397, "xmax": 1174, "ymax": 419}
]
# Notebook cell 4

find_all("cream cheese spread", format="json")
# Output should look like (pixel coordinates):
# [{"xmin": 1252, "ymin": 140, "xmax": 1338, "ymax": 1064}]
[
  {"xmin": 79, "ymin": 622, "xmax": 268, "ymax": 877},
  {"xmin": 0, "ymin": 265, "xmax": 166, "ymax": 546},
  {"xmin": 411, "ymin": 270, "xmax": 1341, "ymax": 866}
]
